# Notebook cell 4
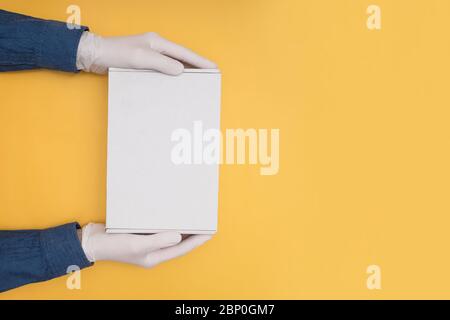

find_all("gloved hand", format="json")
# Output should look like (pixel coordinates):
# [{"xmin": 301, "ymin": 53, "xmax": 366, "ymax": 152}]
[
  {"xmin": 76, "ymin": 31, "xmax": 216, "ymax": 75},
  {"xmin": 81, "ymin": 223, "xmax": 212, "ymax": 268}
]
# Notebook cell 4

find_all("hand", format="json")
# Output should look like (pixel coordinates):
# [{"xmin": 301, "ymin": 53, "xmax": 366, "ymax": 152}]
[
  {"xmin": 80, "ymin": 223, "xmax": 212, "ymax": 268},
  {"xmin": 76, "ymin": 31, "xmax": 217, "ymax": 75}
]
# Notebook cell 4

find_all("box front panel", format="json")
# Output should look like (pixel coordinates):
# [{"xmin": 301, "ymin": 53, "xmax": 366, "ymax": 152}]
[{"xmin": 107, "ymin": 69, "xmax": 220, "ymax": 233}]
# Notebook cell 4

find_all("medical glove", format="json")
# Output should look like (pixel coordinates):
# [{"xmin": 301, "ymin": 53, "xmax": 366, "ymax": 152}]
[
  {"xmin": 81, "ymin": 223, "xmax": 212, "ymax": 268},
  {"xmin": 76, "ymin": 31, "xmax": 216, "ymax": 75}
]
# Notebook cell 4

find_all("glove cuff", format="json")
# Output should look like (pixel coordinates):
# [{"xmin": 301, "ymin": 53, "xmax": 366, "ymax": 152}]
[
  {"xmin": 76, "ymin": 31, "xmax": 106, "ymax": 73},
  {"xmin": 81, "ymin": 223, "xmax": 96, "ymax": 262}
]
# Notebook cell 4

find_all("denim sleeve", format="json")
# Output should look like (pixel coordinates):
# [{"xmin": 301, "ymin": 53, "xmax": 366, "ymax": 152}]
[
  {"xmin": 0, "ymin": 222, "xmax": 92, "ymax": 292},
  {"xmin": 0, "ymin": 9, "xmax": 88, "ymax": 72}
]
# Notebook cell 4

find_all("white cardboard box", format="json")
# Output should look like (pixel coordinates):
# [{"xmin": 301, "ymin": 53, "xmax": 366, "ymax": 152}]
[{"xmin": 106, "ymin": 68, "xmax": 221, "ymax": 234}]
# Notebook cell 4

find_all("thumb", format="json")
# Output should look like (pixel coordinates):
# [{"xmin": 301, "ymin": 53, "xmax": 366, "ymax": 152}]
[
  {"xmin": 142, "ymin": 234, "xmax": 212, "ymax": 268},
  {"xmin": 131, "ymin": 50, "xmax": 184, "ymax": 75},
  {"xmin": 128, "ymin": 232, "xmax": 183, "ymax": 253}
]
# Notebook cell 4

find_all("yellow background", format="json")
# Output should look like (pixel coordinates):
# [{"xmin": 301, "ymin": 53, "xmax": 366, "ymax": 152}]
[{"xmin": 1, "ymin": 0, "xmax": 450, "ymax": 299}]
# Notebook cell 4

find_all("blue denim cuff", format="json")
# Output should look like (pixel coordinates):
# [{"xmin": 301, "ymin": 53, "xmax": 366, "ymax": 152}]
[
  {"xmin": 37, "ymin": 20, "xmax": 88, "ymax": 72},
  {"xmin": 40, "ymin": 222, "xmax": 92, "ymax": 279}
]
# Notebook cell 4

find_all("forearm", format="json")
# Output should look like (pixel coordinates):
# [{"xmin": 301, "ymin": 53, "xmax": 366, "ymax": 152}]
[
  {"xmin": 0, "ymin": 222, "xmax": 92, "ymax": 292},
  {"xmin": 0, "ymin": 9, "xmax": 87, "ymax": 72}
]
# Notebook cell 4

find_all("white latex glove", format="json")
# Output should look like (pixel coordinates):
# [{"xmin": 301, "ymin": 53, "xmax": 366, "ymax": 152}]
[
  {"xmin": 81, "ymin": 223, "xmax": 212, "ymax": 268},
  {"xmin": 76, "ymin": 31, "xmax": 216, "ymax": 75}
]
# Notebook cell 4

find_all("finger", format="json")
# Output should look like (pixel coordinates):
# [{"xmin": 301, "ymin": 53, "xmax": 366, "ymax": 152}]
[
  {"xmin": 132, "ymin": 50, "xmax": 184, "ymax": 75},
  {"xmin": 143, "ymin": 234, "xmax": 212, "ymax": 268},
  {"xmin": 128, "ymin": 232, "xmax": 182, "ymax": 252},
  {"xmin": 151, "ymin": 35, "xmax": 217, "ymax": 69}
]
